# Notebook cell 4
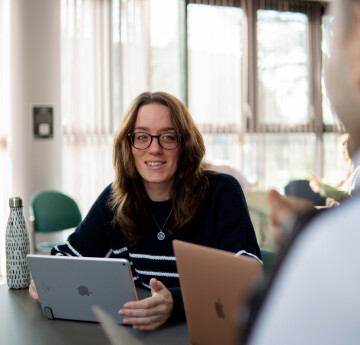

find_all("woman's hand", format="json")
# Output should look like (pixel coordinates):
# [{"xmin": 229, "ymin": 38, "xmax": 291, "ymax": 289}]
[
  {"xmin": 119, "ymin": 278, "xmax": 174, "ymax": 331},
  {"xmin": 29, "ymin": 280, "xmax": 40, "ymax": 302}
]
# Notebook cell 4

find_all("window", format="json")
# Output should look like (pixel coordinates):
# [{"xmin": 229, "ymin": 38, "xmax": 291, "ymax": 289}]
[
  {"xmin": 149, "ymin": 0, "xmax": 184, "ymax": 99},
  {"xmin": 186, "ymin": 0, "xmax": 343, "ymax": 191},
  {"xmin": 188, "ymin": 3, "xmax": 243, "ymax": 168},
  {"xmin": 111, "ymin": 0, "xmax": 184, "ymax": 129},
  {"xmin": 257, "ymin": 10, "xmax": 309, "ymax": 126}
]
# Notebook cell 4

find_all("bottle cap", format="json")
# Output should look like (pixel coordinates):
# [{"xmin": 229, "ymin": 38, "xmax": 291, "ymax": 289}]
[{"xmin": 9, "ymin": 197, "xmax": 23, "ymax": 208}]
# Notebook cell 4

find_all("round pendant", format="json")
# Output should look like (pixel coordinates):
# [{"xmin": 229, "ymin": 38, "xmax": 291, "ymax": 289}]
[{"xmin": 157, "ymin": 231, "xmax": 165, "ymax": 240}]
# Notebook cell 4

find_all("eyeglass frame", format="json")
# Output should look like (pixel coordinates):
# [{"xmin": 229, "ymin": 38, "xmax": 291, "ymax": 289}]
[{"xmin": 127, "ymin": 131, "xmax": 182, "ymax": 150}]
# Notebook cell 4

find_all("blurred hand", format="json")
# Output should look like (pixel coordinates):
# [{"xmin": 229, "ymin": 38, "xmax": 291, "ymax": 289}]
[
  {"xmin": 29, "ymin": 280, "xmax": 40, "ymax": 302},
  {"xmin": 119, "ymin": 278, "xmax": 174, "ymax": 331},
  {"xmin": 267, "ymin": 189, "xmax": 315, "ymax": 245},
  {"xmin": 325, "ymin": 197, "xmax": 338, "ymax": 207},
  {"xmin": 309, "ymin": 176, "xmax": 320, "ymax": 193}
]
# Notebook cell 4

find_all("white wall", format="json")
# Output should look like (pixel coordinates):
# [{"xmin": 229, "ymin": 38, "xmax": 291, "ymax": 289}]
[{"xmin": 9, "ymin": 0, "xmax": 62, "ymax": 218}]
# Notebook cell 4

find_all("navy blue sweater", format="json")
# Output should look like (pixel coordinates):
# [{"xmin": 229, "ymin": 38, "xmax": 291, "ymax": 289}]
[{"xmin": 51, "ymin": 173, "xmax": 261, "ymax": 322}]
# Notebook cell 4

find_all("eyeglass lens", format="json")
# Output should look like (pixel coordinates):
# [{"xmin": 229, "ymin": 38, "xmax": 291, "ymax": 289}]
[{"xmin": 130, "ymin": 132, "xmax": 179, "ymax": 149}]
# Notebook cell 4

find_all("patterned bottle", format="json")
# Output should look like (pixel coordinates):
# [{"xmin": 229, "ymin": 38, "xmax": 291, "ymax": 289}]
[{"xmin": 6, "ymin": 197, "xmax": 31, "ymax": 289}]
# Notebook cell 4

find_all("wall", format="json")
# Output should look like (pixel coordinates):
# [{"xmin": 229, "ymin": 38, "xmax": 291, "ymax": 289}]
[{"xmin": 10, "ymin": 0, "xmax": 62, "ymax": 215}]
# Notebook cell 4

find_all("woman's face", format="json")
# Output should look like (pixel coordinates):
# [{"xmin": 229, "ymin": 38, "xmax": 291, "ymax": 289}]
[{"xmin": 131, "ymin": 102, "xmax": 180, "ymax": 200}]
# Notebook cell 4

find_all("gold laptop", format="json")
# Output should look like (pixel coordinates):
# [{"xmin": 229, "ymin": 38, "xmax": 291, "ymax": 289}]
[{"xmin": 173, "ymin": 240, "xmax": 263, "ymax": 345}]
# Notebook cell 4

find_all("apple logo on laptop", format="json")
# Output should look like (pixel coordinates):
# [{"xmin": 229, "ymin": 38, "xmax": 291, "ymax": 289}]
[
  {"xmin": 215, "ymin": 298, "xmax": 225, "ymax": 319},
  {"xmin": 78, "ymin": 285, "xmax": 93, "ymax": 296}
]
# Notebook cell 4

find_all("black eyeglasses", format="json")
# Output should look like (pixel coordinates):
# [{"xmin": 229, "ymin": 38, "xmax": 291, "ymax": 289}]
[{"xmin": 128, "ymin": 132, "xmax": 181, "ymax": 150}]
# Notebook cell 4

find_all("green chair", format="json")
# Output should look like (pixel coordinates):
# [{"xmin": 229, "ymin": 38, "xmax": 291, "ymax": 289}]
[
  {"xmin": 260, "ymin": 248, "xmax": 277, "ymax": 279},
  {"xmin": 29, "ymin": 190, "xmax": 82, "ymax": 253}
]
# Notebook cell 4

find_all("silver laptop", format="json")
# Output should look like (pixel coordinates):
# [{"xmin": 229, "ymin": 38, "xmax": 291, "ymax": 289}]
[
  {"xmin": 93, "ymin": 305, "xmax": 191, "ymax": 345},
  {"xmin": 93, "ymin": 306, "xmax": 144, "ymax": 345},
  {"xmin": 27, "ymin": 254, "xmax": 141, "ymax": 323}
]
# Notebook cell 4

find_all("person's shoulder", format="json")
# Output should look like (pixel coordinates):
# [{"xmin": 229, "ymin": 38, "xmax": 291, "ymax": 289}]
[
  {"xmin": 96, "ymin": 183, "xmax": 113, "ymax": 203},
  {"xmin": 206, "ymin": 171, "xmax": 241, "ymax": 188},
  {"xmin": 204, "ymin": 171, "xmax": 244, "ymax": 201}
]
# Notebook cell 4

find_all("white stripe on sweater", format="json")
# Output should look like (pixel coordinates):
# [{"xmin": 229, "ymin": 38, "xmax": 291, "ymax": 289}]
[
  {"xmin": 66, "ymin": 241, "xmax": 82, "ymax": 257},
  {"xmin": 54, "ymin": 249, "xmax": 71, "ymax": 256},
  {"xmin": 134, "ymin": 269, "xmax": 179, "ymax": 278},
  {"xmin": 112, "ymin": 247, "xmax": 128, "ymax": 255},
  {"xmin": 235, "ymin": 250, "xmax": 263, "ymax": 265},
  {"xmin": 141, "ymin": 282, "xmax": 151, "ymax": 289},
  {"xmin": 129, "ymin": 253, "xmax": 176, "ymax": 261}
]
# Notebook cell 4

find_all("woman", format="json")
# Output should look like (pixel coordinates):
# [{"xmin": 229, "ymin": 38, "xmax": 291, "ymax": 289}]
[
  {"xmin": 29, "ymin": 91, "xmax": 261, "ymax": 330},
  {"xmin": 310, "ymin": 134, "xmax": 360, "ymax": 206}
]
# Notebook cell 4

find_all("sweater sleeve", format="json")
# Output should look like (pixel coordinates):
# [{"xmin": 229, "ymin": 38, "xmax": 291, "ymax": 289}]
[
  {"xmin": 213, "ymin": 174, "xmax": 261, "ymax": 261},
  {"xmin": 51, "ymin": 185, "xmax": 113, "ymax": 257},
  {"xmin": 317, "ymin": 182, "xmax": 349, "ymax": 203},
  {"xmin": 167, "ymin": 287, "xmax": 186, "ymax": 323}
]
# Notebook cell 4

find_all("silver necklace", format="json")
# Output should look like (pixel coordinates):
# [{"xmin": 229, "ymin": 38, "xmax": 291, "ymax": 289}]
[{"xmin": 151, "ymin": 209, "xmax": 173, "ymax": 240}]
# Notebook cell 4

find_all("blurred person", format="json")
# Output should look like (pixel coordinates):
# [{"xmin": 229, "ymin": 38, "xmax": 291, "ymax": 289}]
[
  {"xmin": 243, "ymin": 1, "xmax": 360, "ymax": 344},
  {"xmin": 29, "ymin": 91, "xmax": 261, "ymax": 330},
  {"xmin": 310, "ymin": 133, "xmax": 360, "ymax": 206}
]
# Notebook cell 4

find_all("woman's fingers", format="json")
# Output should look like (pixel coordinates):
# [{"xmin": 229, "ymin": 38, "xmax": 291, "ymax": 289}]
[{"xmin": 118, "ymin": 278, "xmax": 174, "ymax": 330}]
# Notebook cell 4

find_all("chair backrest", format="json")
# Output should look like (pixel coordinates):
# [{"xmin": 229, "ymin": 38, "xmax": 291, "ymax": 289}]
[
  {"xmin": 284, "ymin": 179, "xmax": 326, "ymax": 206},
  {"xmin": 30, "ymin": 190, "xmax": 82, "ymax": 233},
  {"xmin": 260, "ymin": 248, "xmax": 276, "ymax": 279}
]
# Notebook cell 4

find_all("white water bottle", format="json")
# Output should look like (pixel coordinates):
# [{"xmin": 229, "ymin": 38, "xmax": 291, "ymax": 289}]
[{"xmin": 6, "ymin": 197, "xmax": 31, "ymax": 289}]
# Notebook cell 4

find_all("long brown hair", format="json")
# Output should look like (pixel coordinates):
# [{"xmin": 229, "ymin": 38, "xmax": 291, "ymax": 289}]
[{"xmin": 108, "ymin": 91, "xmax": 210, "ymax": 246}]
